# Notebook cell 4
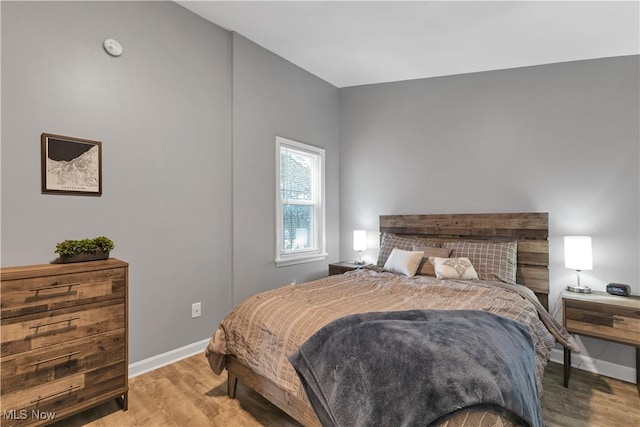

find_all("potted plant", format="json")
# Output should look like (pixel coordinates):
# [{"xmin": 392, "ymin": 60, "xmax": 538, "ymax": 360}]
[{"xmin": 55, "ymin": 236, "xmax": 115, "ymax": 263}]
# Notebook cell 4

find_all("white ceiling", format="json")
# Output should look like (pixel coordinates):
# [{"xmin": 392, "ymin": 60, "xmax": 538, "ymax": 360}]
[{"xmin": 177, "ymin": 1, "xmax": 640, "ymax": 88}]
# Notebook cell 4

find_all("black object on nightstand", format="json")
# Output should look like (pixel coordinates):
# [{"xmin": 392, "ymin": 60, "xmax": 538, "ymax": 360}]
[{"xmin": 606, "ymin": 283, "xmax": 631, "ymax": 296}]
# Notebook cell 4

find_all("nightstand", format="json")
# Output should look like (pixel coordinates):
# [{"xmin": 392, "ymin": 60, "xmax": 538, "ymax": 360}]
[
  {"xmin": 562, "ymin": 289, "xmax": 640, "ymax": 389},
  {"xmin": 328, "ymin": 261, "xmax": 370, "ymax": 276}
]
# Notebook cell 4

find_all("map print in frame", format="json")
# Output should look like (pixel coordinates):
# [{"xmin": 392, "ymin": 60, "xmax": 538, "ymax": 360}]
[{"xmin": 41, "ymin": 133, "xmax": 102, "ymax": 196}]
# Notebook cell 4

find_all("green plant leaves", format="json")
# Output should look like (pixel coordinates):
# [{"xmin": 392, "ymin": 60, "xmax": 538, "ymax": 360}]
[{"xmin": 55, "ymin": 236, "xmax": 115, "ymax": 256}]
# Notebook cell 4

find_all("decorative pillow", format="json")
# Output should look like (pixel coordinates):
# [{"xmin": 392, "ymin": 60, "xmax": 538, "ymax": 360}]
[
  {"xmin": 412, "ymin": 246, "xmax": 452, "ymax": 276},
  {"xmin": 377, "ymin": 233, "xmax": 439, "ymax": 267},
  {"xmin": 429, "ymin": 257, "xmax": 479, "ymax": 280},
  {"xmin": 442, "ymin": 241, "xmax": 517, "ymax": 284},
  {"xmin": 383, "ymin": 249, "xmax": 424, "ymax": 277}
]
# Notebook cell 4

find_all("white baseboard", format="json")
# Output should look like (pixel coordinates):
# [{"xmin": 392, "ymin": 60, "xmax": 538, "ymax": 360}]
[
  {"xmin": 129, "ymin": 338, "xmax": 210, "ymax": 378},
  {"xmin": 549, "ymin": 348, "xmax": 636, "ymax": 384}
]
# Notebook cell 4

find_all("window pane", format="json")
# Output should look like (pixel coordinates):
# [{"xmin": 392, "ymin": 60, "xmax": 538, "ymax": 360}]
[
  {"xmin": 282, "ymin": 204, "xmax": 314, "ymax": 251},
  {"xmin": 276, "ymin": 136, "xmax": 326, "ymax": 266},
  {"xmin": 280, "ymin": 148, "xmax": 313, "ymax": 201}
]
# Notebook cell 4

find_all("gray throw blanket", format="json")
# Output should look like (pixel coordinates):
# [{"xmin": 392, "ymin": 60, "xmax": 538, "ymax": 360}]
[{"xmin": 288, "ymin": 310, "xmax": 542, "ymax": 427}]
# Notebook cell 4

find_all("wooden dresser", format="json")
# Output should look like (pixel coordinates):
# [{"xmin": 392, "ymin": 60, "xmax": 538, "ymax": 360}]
[{"xmin": 1, "ymin": 259, "xmax": 128, "ymax": 426}]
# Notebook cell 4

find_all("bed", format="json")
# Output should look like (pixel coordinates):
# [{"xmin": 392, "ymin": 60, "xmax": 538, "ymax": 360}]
[{"xmin": 205, "ymin": 213, "xmax": 578, "ymax": 426}]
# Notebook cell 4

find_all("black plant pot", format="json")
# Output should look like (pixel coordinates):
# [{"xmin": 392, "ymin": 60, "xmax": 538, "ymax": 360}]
[{"xmin": 60, "ymin": 250, "xmax": 110, "ymax": 263}]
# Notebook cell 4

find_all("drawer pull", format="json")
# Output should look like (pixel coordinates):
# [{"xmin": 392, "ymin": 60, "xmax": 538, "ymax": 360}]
[
  {"xmin": 29, "ymin": 351, "xmax": 81, "ymax": 366},
  {"xmin": 30, "ymin": 385, "xmax": 82, "ymax": 404},
  {"xmin": 30, "ymin": 282, "xmax": 81, "ymax": 292},
  {"xmin": 29, "ymin": 317, "xmax": 80, "ymax": 331}
]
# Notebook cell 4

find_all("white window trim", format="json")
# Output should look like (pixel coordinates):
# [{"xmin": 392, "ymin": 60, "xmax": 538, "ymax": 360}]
[{"xmin": 275, "ymin": 136, "xmax": 327, "ymax": 267}]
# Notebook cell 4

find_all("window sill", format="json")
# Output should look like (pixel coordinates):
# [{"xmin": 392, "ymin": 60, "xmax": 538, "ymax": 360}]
[{"xmin": 275, "ymin": 253, "xmax": 328, "ymax": 267}]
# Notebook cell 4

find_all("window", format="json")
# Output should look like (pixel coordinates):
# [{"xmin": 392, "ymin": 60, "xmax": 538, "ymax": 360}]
[{"xmin": 275, "ymin": 136, "xmax": 327, "ymax": 266}]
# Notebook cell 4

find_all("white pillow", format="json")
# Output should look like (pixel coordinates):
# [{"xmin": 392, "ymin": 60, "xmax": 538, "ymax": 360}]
[
  {"xmin": 429, "ymin": 257, "xmax": 479, "ymax": 280},
  {"xmin": 383, "ymin": 249, "xmax": 424, "ymax": 277}
]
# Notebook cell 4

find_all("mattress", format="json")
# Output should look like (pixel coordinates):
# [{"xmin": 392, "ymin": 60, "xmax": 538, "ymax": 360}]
[{"xmin": 206, "ymin": 269, "xmax": 577, "ymax": 425}]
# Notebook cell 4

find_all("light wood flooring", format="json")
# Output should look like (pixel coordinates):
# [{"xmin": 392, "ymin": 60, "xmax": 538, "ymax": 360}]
[{"xmin": 53, "ymin": 355, "xmax": 639, "ymax": 427}]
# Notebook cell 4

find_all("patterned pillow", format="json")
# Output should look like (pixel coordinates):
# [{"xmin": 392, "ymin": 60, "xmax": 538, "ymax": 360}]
[
  {"xmin": 412, "ymin": 246, "xmax": 452, "ymax": 276},
  {"xmin": 383, "ymin": 249, "xmax": 424, "ymax": 277},
  {"xmin": 377, "ymin": 234, "xmax": 439, "ymax": 267},
  {"xmin": 429, "ymin": 257, "xmax": 479, "ymax": 280},
  {"xmin": 442, "ymin": 241, "xmax": 517, "ymax": 284}
]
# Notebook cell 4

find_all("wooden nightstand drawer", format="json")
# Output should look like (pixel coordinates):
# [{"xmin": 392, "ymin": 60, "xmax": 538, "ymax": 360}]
[
  {"xmin": 564, "ymin": 299, "xmax": 640, "ymax": 346},
  {"xmin": 1, "ymin": 329, "xmax": 125, "ymax": 394},
  {"xmin": 328, "ymin": 261, "xmax": 370, "ymax": 276}
]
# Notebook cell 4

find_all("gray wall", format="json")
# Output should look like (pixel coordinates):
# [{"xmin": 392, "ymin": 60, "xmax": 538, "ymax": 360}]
[
  {"xmin": 0, "ymin": 1, "xmax": 341, "ymax": 364},
  {"xmin": 1, "ymin": 1, "xmax": 234, "ymax": 363},
  {"xmin": 339, "ymin": 56, "xmax": 640, "ymax": 371},
  {"xmin": 231, "ymin": 34, "xmax": 340, "ymax": 304}
]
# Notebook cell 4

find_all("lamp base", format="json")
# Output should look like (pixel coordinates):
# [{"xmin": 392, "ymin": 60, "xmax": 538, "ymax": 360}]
[
  {"xmin": 353, "ymin": 260, "xmax": 366, "ymax": 265},
  {"xmin": 566, "ymin": 284, "xmax": 592, "ymax": 294}
]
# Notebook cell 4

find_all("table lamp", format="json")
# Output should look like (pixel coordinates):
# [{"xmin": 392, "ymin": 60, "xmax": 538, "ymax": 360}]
[
  {"xmin": 353, "ymin": 230, "xmax": 367, "ymax": 265},
  {"xmin": 564, "ymin": 236, "xmax": 592, "ymax": 293}
]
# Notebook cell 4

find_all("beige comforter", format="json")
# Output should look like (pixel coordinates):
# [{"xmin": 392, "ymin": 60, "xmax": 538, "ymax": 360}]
[{"xmin": 206, "ymin": 269, "xmax": 577, "ymax": 424}]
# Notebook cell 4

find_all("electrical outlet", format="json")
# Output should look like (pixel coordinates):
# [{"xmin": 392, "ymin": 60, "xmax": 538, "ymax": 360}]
[{"xmin": 191, "ymin": 302, "xmax": 201, "ymax": 318}]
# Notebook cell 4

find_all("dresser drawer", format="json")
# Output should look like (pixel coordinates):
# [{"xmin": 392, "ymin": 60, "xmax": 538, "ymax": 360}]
[
  {"xmin": 1, "ymin": 300, "xmax": 125, "ymax": 356},
  {"xmin": 0, "ymin": 361, "xmax": 126, "ymax": 427},
  {"xmin": 1, "ymin": 268, "xmax": 125, "ymax": 319},
  {"xmin": 1, "ymin": 329, "xmax": 125, "ymax": 394},
  {"xmin": 564, "ymin": 299, "xmax": 640, "ymax": 346}
]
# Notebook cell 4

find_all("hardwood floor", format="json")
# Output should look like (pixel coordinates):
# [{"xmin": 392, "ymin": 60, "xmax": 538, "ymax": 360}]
[{"xmin": 53, "ymin": 355, "xmax": 639, "ymax": 427}]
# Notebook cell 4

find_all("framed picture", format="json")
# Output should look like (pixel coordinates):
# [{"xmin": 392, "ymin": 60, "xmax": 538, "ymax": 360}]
[{"xmin": 41, "ymin": 133, "xmax": 102, "ymax": 196}]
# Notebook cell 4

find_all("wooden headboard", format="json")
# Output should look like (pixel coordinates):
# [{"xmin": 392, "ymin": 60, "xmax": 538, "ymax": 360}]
[{"xmin": 379, "ymin": 213, "xmax": 549, "ymax": 309}]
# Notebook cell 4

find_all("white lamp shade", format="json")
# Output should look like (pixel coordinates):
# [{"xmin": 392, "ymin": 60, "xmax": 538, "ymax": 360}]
[
  {"xmin": 564, "ymin": 236, "xmax": 592, "ymax": 270},
  {"xmin": 353, "ymin": 230, "xmax": 367, "ymax": 251}
]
